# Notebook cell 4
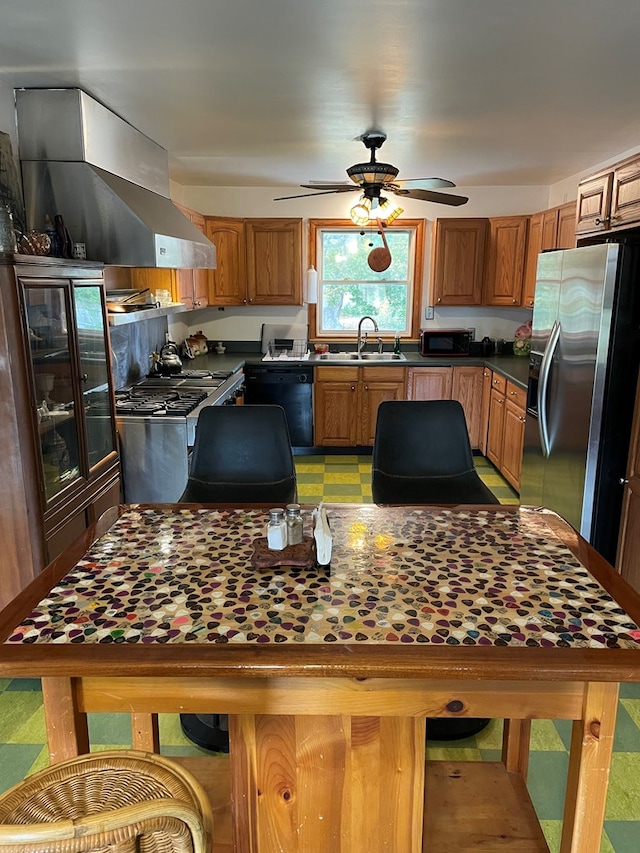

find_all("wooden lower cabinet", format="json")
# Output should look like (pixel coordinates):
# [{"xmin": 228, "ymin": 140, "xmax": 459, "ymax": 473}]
[
  {"xmin": 314, "ymin": 366, "xmax": 406, "ymax": 446},
  {"xmin": 407, "ymin": 366, "xmax": 484, "ymax": 449},
  {"xmin": 487, "ymin": 373, "xmax": 526, "ymax": 491}
]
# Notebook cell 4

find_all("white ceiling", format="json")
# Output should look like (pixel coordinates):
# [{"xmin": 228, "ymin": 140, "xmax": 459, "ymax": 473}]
[{"xmin": 2, "ymin": 0, "xmax": 640, "ymax": 193}]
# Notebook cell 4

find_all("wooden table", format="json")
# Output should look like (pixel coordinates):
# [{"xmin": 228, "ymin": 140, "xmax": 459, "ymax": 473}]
[{"xmin": 1, "ymin": 503, "xmax": 640, "ymax": 853}]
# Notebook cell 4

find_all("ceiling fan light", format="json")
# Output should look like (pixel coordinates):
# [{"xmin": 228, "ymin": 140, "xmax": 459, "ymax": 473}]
[
  {"xmin": 350, "ymin": 196, "xmax": 372, "ymax": 226},
  {"xmin": 378, "ymin": 197, "xmax": 403, "ymax": 224}
]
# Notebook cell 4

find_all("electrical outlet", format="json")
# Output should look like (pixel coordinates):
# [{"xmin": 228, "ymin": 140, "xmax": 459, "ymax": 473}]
[{"xmin": 425, "ymin": 306, "xmax": 434, "ymax": 320}]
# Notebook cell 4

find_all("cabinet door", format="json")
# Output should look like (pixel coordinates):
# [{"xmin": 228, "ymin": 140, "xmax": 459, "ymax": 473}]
[
  {"xmin": 521, "ymin": 213, "xmax": 543, "ymax": 309},
  {"xmin": 575, "ymin": 172, "xmax": 613, "ymax": 234},
  {"xmin": 611, "ymin": 154, "xmax": 640, "ymax": 229},
  {"xmin": 486, "ymin": 387, "xmax": 506, "ymax": 469},
  {"xmin": 431, "ymin": 218, "xmax": 487, "ymax": 306},
  {"xmin": 501, "ymin": 385, "xmax": 526, "ymax": 492},
  {"xmin": 556, "ymin": 202, "xmax": 577, "ymax": 249},
  {"xmin": 205, "ymin": 217, "xmax": 246, "ymax": 305},
  {"xmin": 540, "ymin": 209, "xmax": 559, "ymax": 250},
  {"xmin": 483, "ymin": 216, "xmax": 528, "ymax": 306},
  {"xmin": 25, "ymin": 282, "xmax": 83, "ymax": 501},
  {"xmin": 617, "ymin": 374, "xmax": 640, "ymax": 588},
  {"xmin": 406, "ymin": 367, "xmax": 453, "ymax": 401},
  {"xmin": 479, "ymin": 368, "xmax": 492, "ymax": 456},
  {"xmin": 245, "ymin": 218, "xmax": 303, "ymax": 305},
  {"xmin": 360, "ymin": 369, "xmax": 406, "ymax": 446},
  {"xmin": 314, "ymin": 380, "xmax": 359, "ymax": 445},
  {"xmin": 72, "ymin": 283, "xmax": 118, "ymax": 470},
  {"xmin": 451, "ymin": 366, "xmax": 484, "ymax": 449}
]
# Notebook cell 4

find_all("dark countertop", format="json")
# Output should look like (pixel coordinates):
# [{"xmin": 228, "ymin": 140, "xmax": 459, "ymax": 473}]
[{"xmin": 191, "ymin": 350, "xmax": 530, "ymax": 390}]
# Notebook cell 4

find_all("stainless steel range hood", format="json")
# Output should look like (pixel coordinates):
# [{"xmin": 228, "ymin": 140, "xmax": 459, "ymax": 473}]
[{"xmin": 15, "ymin": 88, "xmax": 216, "ymax": 268}]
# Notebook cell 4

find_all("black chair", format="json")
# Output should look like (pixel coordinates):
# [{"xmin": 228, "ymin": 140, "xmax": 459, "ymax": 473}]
[
  {"xmin": 179, "ymin": 404, "xmax": 297, "ymax": 752},
  {"xmin": 179, "ymin": 404, "xmax": 297, "ymax": 504},
  {"xmin": 372, "ymin": 399, "xmax": 499, "ymax": 741},
  {"xmin": 372, "ymin": 399, "xmax": 499, "ymax": 507}
]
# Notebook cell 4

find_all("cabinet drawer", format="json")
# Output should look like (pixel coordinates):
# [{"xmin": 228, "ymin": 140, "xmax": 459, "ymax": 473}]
[
  {"xmin": 491, "ymin": 373, "xmax": 507, "ymax": 394},
  {"xmin": 506, "ymin": 381, "xmax": 526, "ymax": 410},
  {"xmin": 361, "ymin": 366, "xmax": 406, "ymax": 382},
  {"xmin": 315, "ymin": 366, "xmax": 359, "ymax": 382}
]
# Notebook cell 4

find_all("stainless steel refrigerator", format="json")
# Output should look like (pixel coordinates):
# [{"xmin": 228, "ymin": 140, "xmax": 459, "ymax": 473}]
[{"xmin": 520, "ymin": 241, "xmax": 640, "ymax": 564}]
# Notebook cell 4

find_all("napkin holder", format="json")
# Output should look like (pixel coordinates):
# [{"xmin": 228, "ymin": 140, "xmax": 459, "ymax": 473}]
[{"xmin": 312, "ymin": 505, "xmax": 332, "ymax": 566}]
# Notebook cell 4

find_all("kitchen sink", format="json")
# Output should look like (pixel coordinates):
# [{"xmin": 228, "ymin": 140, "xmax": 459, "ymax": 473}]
[{"xmin": 317, "ymin": 352, "xmax": 407, "ymax": 362}]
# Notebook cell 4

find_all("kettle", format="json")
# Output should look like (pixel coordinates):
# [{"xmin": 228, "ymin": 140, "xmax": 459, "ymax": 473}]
[{"xmin": 159, "ymin": 341, "xmax": 183, "ymax": 375}]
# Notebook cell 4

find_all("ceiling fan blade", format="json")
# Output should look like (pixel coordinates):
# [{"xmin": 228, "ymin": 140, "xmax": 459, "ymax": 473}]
[
  {"xmin": 273, "ymin": 188, "xmax": 357, "ymax": 201},
  {"xmin": 300, "ymin": 183, "xmax": 359, "ymax": 192},
  {"xmin": 391, "ymin": 187, "xmax": 469, "ymax": 206},
  {"xmin": 394, "ymin": 178, "xmax": 456, "ymax": 189}
]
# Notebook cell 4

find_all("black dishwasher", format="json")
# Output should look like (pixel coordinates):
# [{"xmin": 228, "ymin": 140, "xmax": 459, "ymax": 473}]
[{"xmin": 244, "ymin": 364, "xmax": 314, "ymax": 448}]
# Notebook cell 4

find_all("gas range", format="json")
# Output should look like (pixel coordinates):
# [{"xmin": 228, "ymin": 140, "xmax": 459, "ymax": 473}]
[
  {"xmin": 115, "ymin": 369, "xmax": 244, "ymax": 504},
  {"xmin": 140, "ymin": 368, "xmax": 236, "ymax": 388},
  {"xmin": 115, "ymin": 388, "xmax": 210, "ymax": 417}
]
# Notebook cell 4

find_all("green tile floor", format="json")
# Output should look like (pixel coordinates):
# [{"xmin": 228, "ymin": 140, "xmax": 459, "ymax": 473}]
[{"xmin": 1, "ymin": 455, "xmax": 638, "ymax": 851}]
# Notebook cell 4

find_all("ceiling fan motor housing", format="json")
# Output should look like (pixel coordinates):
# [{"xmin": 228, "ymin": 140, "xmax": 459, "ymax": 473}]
[{"xmin": 347, "ymin": 161, "xmax": 399, "ymax": 186}]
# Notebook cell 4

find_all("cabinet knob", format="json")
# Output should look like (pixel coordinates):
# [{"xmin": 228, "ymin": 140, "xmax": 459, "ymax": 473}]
[
  {"xmin": 594, "ymin": 216, "xmax": 611, "ymax": 226},
  {"xmin": 351, "ymin": 385, "xmax": 356, "ymax": 391},
  {"xmin": 619, "ymin": 477, "xmax": 630, "ymax": 485},
  {"xmin": 437, "ymin": 297, "xmax": 441, "ymax": 303},
  {"xmin": 80, "ymin": 373, "xmax": 88, "ymax": 382}
]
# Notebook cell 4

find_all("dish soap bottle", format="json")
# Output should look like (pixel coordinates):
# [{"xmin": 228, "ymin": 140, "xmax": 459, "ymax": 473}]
[{"xmin": 393, "ymin": 333, "xmax": 401, "ymax": 355}]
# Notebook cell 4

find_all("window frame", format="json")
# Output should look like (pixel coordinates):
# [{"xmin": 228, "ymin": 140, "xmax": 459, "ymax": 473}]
[{"xmin": 308, "ymin": 218, "xmax": 425, "ymax": 341}]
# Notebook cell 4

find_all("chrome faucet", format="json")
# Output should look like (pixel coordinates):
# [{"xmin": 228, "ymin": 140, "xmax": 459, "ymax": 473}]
[{"xmin": 356, "ymin": 315, "xmax": 379, "ymax": 354}]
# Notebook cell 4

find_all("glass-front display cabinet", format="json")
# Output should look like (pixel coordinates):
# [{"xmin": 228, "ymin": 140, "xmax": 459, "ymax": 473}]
[{"xmin": 0, "ymin": 255, "xmax": 120, "ymax": 606}]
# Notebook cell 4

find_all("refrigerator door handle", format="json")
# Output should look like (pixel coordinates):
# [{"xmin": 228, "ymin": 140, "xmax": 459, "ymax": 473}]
[{"xmin": 538, "ymin": 320, "xmax": 560, "ymax": 458}]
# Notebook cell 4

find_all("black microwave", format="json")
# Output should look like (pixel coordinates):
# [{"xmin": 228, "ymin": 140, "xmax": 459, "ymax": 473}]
[{"xmin": 420, "ymin": 329, "xmax": 472, "ymax": 357}]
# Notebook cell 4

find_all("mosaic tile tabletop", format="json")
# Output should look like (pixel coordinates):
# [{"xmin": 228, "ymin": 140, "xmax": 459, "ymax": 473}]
[{"xmin": 7, "ymin": 505, "xmax": 640, "ymax": 649}]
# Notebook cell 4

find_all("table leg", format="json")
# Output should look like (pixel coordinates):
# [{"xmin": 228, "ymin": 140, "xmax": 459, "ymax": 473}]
[
  {"xmin": 560, "ymin": 681, "xmax": 619, "ymax": 853},
  {"xmin": 502, "ymin": 719, "xmax": 532, "ymax": 778},
  {"xmin": 132, "ymin": 713, "xmax": 160, "ymax": 751},
  {"xmin": 41, "ymin": 676, "xmax": 89, "ymax": 762},
  {"xmin": 229, "ymin": 714, "xmax": 426, "ymax": 853}
]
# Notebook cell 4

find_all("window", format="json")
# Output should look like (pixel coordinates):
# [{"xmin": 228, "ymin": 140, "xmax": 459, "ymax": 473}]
[{"xmin": 310, "ymin": 219, "xmax": 424, "ymax": 338}]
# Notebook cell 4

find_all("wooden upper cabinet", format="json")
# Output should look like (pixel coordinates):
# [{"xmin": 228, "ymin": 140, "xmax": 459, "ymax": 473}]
[
  {"xmin": 431, "ymin": 218, "xmax": 488, "ymax": 306},
  {"xmin": 205, "ymin": 217, "xmax": 247, "ymax": 305},
  {"xmin": 575, "ymin": 172, "xmax": 613, "ymax": 234},
  {"xmin": 521, "ymin": 213, "xmax": 543, "ymax": 309},
  {"xmin": 521, "ymin": 202, "xmax": 576, "ymax": 308},
  {"xmin": 205, "ymin": 217, "xmax": 302, "ymax": 306},
  {"xmin": 483, "ymin": 216, "xmax": 529, "ymax": 306},
  {"xmin": 245, "ymin": 218, "xmax": 303, "ymax": 305},
  {"xmin": 171, "ymin": 204, "xmax": 210, "ymax": 310},
  {"xmin": 576, "ymin": 154, "xmax": 640, "ymax": 236},
  {"xmin": 556, "ymin": 202, "xmax": 577, "ymax": 249},
  {"xmin": 611, "ymin": 155, "xmax": 640, "ymax": 229}
]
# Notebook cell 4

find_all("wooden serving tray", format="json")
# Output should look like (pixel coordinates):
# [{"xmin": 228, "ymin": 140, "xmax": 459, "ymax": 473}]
[{"xmin": 250, "ymin": 535, "xmax": 316, "ymax": 569}]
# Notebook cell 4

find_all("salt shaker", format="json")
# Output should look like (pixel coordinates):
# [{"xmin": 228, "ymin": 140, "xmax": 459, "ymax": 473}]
[
  {"xmin": 286, "ymin": 503, "xmax": 303, "ymax": 546},
  {"xmin": 266, "ymin": 508, "xmax": 287, "ymax": 550}
]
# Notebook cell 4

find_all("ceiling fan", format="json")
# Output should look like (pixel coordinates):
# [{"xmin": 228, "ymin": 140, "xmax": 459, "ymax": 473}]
[{"xmin": 274, "ymin": 131, "xmax": 468, "ymax": 218}]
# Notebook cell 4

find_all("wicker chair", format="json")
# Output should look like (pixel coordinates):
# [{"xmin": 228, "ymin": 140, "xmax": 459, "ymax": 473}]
[{"xmin": 0, "ymin": 750, "xmax": 213, "ymax": 853}]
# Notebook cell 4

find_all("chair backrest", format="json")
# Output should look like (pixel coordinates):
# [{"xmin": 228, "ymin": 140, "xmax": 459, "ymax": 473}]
[
  {"xmin": 0, "ymin": 750, "xmax": 213, "ymax": 853},
  {"xmin": 179, "ymin": 404, "xmax": 297, "ymax": 504},
  {"xmin": 372, "ymin": 399, "xmax": 499, "ymax": 505}
]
